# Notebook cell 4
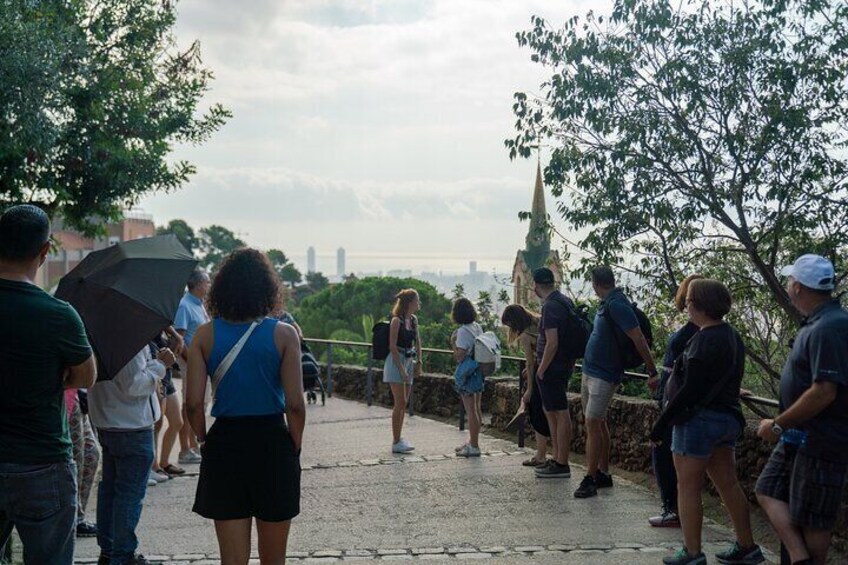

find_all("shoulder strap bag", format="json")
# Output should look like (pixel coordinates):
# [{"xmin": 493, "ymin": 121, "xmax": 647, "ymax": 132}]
[{"xmin": 211, "ymin": 320, "xmax": 261, "ymax": 395}]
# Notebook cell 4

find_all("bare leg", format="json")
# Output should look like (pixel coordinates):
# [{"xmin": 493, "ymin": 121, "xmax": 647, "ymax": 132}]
[
  {"xmin": 534, "ymin": 432, "xmax": 548, "ymax": 461},
  {"xmin": 554, "ymin": 409, "xmax": 571, "ymax": 465},
  {"xmin": 585, "ymin": 417, "xmax": 603, "ymax": 477},
  {"xmin": 153, "ymin": 397, "xmax": 165, "ymax": 471},
  {"xmin": 215, "ymin": 518, "xmax": 252, "ymax": 565},
  {"xmin": 706, "ymin": 447, "xmax": 755, "ymax": 548},
  {"xmin": 674, "ymin": 454, "xmax": 710, "ymax": 555},
  {"xmin": 160, "ymin": 394, "xmax": 184, "ymax": 468},
  {"xmin": 460, "ymin": 394, "xmax": 480, "ymax": 447},
  {"xmin": 256, "ymin": 519, "xmax": 291, "ymax": 565},
  {"xmin": 802, "ymin": 528, "xmax": 832, "ymax": 565},
  {"xmin": 757, "ymin": 495, "xmax": 811, "ymax": 563},
  {"xmin": 389, "ymin": 383, "xmax": 407, "ymax": 444},
  {"xmin": 599, "ymin": 419, "xmax": 611, "ymax": 473},
  {"xmin": 543, "ymin": 409, "xmax": 559, "ymax": 462}
]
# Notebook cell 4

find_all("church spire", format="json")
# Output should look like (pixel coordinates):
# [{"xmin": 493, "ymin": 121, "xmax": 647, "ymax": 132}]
[{"xmin": 523, "ymin": 158, "xmax": 551, "ymax": 271}]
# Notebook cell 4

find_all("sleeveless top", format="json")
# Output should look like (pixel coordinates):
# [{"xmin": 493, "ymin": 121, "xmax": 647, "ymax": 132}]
[
  {"xmin": 207, "ymin": 318, "xmax": 284, "ymax": 418},
  {"xmin": 396, "ymin": 316, "xmax": 417, "ymax": 349}
]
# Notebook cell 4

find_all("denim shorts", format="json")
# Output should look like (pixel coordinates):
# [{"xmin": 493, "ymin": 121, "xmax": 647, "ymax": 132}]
[{"xmin": 671, "ymin": 408, "xmax": 741, "ymax": 459}]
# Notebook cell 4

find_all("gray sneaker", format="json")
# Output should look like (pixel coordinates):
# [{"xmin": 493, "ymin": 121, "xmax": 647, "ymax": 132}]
[
  {"xmin": 178, "ymin": 450, "xmax": 202, "ymax": 464},
  {"xmin": 715, "ymin": 542, "xmax": 765, "ymax": 564},
  {"xmin": 535, "ymin": 461, "xmax": 571, "ymax": 478}
]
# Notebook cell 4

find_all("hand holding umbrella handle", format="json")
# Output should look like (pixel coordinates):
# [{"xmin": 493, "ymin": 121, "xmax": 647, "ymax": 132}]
[{"xmin": 157, "ymin": 348, "xmax": 176, "ymax": 367}]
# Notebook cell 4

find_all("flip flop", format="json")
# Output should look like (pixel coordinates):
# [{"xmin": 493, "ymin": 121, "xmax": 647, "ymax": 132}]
[
  {"xmin": 522, "ymin": 457, "xmax": 546, "ymax": 467},
  {"xmin": 162, "ymin": 464, "xmax": 186, "ymax": 476}
]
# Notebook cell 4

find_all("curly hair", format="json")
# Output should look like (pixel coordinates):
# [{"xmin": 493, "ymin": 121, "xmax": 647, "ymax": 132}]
[
  {"xmin": 451, "ymin": 297, "xmax": 477, "ymax": 325},
  {"xmin": 207, "ymin": 248, "xmax": 282, "ymax": 321}
]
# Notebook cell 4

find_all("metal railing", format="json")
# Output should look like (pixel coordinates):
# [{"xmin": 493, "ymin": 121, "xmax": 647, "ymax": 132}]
[{"xmin": 303, "ymin": 337, "xmax": 780, "ymax": 446}]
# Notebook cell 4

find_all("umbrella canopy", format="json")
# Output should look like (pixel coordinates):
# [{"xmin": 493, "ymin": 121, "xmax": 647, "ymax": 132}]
[{"xmin": 55, "ymin": 235, "xmax": 198, "ymax": 380}]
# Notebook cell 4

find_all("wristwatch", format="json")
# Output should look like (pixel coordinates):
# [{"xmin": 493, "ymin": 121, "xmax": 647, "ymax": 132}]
[{"xmin": 771, "ymin": 420, "xmax": 784, "ymax": 437}]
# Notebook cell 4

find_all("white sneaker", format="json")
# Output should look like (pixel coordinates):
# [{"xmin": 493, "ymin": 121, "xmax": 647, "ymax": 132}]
[
  {"xmin": 178, "ymin": 450, "xmax": 202, "ymax": 464},
  {"xmin": 457, "ymin": 444, "xmax": 481, "ymax": 457},
  {"xmin": 391, "ymin": 438, "xmax": 415, "ymax": 454},
  {"xmin": 147, "ymin": 478, "xmax": 157, "ymax": 487},
  {"xmin": 149, "ymin": 470, "xmax": 170, "ymax": 483}
]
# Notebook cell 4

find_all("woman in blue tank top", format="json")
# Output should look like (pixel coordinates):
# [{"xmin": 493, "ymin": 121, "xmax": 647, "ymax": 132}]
[{"xmin": 185, "ymin": 248, "xmax": 305, "ymax": 565}]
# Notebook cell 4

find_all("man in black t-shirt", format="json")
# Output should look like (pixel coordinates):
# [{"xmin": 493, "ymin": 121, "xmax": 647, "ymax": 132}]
[
  {"xmin": 0, "ymin": 205, "xmax": 96, "ymax": 564},
  {"xmin": 756, "ymin": 254, "xmax": 848, "ymax": 565},
  {"xmin": 532, "ymin": 268, "xmax": 574, "ymax": 479}
]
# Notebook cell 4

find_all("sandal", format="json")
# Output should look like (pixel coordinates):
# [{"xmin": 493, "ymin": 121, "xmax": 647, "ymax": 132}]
[
  {"xmin": 522, "ymin": 457, "xmax": 546, "ymax": 467},
  {"xmin": 162, "ymin": 464, "xmax": 186, "ymax": 476}
]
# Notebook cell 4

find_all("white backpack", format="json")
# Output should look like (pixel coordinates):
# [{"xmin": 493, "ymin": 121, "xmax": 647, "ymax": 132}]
[{"xmin": 473, "ymin": 331, "xmax": 502, "ymax": 377}]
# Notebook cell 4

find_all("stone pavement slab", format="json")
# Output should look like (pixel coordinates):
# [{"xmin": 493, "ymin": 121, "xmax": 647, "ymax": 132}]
[{"xmin": 74, "ymin": 397, "xmax": 774, "ymax": 563}]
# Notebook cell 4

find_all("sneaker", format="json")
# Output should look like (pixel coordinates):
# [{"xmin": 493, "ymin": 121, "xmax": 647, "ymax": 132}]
[
  {"xmin": 178, "ymin": 450, "xmax": 202, "ymax": 464},
  {"xmin": 535, "ymin": 461, "xmax": 571, "ymax": 478},
  {"xmin": 76, "ymin": 520, "xmax": 97, "ymax": 537},
  {"xmin": 715, "ymin": 542, "xmax": 765, "ymax": 564},
  {"xmin": 149, "ymin": 469, "xmax": 170, "ymax": 483},
  {"xmin": 455, "ymin": 443, "xmax": 468, "ymax": 453},
  {"xmin": 457, "ymin": 444, "xmax": 481, "ymax": 457},
  {"xmin": 663, "ymin": 548, "xmax": 707, "ymax": 565},
  {"xmin": 595, "ymin": 470, "xmax": 613, "ymax": 488},
  {"xmin": 573, "ymin": 475, "xmax": 598, "ymax": 498},
  {"xmin": 126, "ymin": 554, "xmax": 155, "ymax": 565},
  {"xmin": 147, "ymin": 478, "xmax": 157, "ymax": 487},
  {"xmin": 391, "ymin": 438, "xmax": 415, "ymax": 454},
  {"xmin": 648, "ymin": 509, "xmax": 681, "ymax": 528}
]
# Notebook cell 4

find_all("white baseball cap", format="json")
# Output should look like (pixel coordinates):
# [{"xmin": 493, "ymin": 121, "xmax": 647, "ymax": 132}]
[{"xmin": 780, "ymin": 254, "xmax": 836, "ymax": 291}]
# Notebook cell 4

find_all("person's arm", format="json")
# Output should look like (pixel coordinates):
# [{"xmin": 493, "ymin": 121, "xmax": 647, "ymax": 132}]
[
  {"xmin": 165, "ymin": 325, "xmax": 185, "ymax": 357},
  {"xmin": 453, "ymin": 326, "xmax": 469, "ymax": 363},
  {"xmin": 611, "ymin": 300, "xmax": 657, "ymax": 376},
  {"xmin": 521, "ymin": 333, "xmax": 536, "ymax": 403},
  {"xmin": 276, "ymin": 323, "xmax": 306, "ymax": 451},
  {"xmin": 64, "ymin": 355, "xmax": 97, "ymax": 389},
  {"xmin": 650, "ymin": 357, "xmax": 711, "ymax": 442},
  {"xmin": 757, "ymin": 381, "xmax": 839, "ymax": 442},
  {"xmin": 186, "ymin": 322, "xmax": 212, "ymax": 442},
  {"xmin": 414, "ymin": 315, "xmax": 423, "ymax": 378},
  {"xmin": 388, "ymin": 318, "xmax": 408, "ymax": 381},
  {"xmin": 536, "ymin": 327, "xmax": 558, "ymax": 379}
]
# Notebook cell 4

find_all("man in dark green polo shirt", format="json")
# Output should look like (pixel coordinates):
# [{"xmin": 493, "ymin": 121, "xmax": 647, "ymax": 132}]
[
  {"xmin": 0, "ymin": 205, "xmax": 96, "ymax": 564},
  {"xmin": 756, "ymin": 254, "xmax": 848, "ymax": 565}
]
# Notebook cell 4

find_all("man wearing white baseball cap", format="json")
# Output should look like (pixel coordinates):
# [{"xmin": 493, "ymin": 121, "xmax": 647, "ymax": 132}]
[{"xmin": 755, "ymin": 254, "xmax": 848, "ymax": 565}]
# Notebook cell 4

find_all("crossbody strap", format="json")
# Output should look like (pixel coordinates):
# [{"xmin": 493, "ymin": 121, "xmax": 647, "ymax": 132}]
[{"xmin": 212, "ymin": 320, "xmax": 261, "ymax": 395}]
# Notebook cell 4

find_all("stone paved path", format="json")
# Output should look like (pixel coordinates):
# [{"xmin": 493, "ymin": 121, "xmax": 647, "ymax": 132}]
[{"xmin": 74, "ymin": 398, "xmax": 777, "ymax": 563}]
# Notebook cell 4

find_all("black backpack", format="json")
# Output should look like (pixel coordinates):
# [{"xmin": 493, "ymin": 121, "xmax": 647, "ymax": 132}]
[
  {"xmin": 548, "ymin": 294, "xmax": 592, "ymax": 360},
  {"xmin": 604, "ymin": 295, "xmax": 654, "ymax": 369},
  {"xmin": 371, "ymin": 320, "xmax": 391, "ymax": 361}
]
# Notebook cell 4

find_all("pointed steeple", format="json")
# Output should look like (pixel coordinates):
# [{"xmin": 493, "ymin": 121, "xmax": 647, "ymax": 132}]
[{"xmin": 523, "ymin": 158, "xmax": 551, "ymax": 271}]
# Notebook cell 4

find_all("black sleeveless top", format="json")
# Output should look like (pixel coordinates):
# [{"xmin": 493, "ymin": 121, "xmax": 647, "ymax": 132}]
[{"xmin": 396, "ymin": 316, "xmax": 417, "ymax": 349}]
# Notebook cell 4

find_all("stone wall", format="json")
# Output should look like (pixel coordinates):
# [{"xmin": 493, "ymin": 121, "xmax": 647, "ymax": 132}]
[{"xmin": 327, "ymin": 364, "xmax": 847, "ymax": 550}]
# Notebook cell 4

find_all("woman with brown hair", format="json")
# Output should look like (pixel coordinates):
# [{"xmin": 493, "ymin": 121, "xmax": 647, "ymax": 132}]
[
  {"xmin": 501, "ymin": 304, "xmax": 551, "ymax": 467},
  {"xmin": 648, "ymin": 274, "xmax": 703, "ymax": 528},
  {"xmin": 383, "ymin": 289, "xmax": 422, "ymax": 454},
  {"xmin": 186, "ymin": 248, "xmax": 305, "ymax": 565},
  {"xmin": 451, "ymin": 297, "xmax": 484, "ymax": 457},
  {"xmin": 651, "ymin": 279, "xmax": 763, "ymax": 565}
]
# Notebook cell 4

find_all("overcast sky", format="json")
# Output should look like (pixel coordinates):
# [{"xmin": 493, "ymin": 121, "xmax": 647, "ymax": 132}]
[{"xmin": 140, "ymin": 0, "xmax": 610, "ymax": 275}]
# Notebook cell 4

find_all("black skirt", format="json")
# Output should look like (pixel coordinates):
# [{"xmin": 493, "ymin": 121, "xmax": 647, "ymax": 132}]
[
  {"xmin": 529, "ymin": 381, "xmax": 551, "ymax": 437},
  {"xmin": 193, "ymin": 414, "xmax": 301, "ymax": 522}
]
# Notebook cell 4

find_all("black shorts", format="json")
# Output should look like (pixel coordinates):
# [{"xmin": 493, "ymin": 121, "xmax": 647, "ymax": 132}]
[
  {"xmin": 755, "ymin": 442, "xmax": 848, "ymax": 530},
  {"xmin": 193, "ymin": 414, "xmax": 301, "ymax": 522},
  {"xmin": 536, "ymin": 369, "xmax": 571, "ymax": 412}
]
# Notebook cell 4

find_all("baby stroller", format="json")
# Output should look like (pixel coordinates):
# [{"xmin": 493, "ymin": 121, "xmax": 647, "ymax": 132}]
[{"xmin": 301, "ymin": 342, "xmax": 326, "ymax": 405}]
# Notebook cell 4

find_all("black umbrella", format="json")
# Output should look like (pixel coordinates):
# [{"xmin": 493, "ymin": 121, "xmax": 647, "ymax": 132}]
[{"xmin": 55, "ymin": 234, "xmax": 198, "ymax": 380}]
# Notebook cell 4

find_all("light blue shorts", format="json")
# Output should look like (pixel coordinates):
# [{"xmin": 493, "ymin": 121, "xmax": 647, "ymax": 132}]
[
  {"xmin": 672, "ymin": 408, "xmax": 741, "ymax": 459},
  {"xmin": 383, "ymin": 354, "xmax": 415, "ymax": 384}
]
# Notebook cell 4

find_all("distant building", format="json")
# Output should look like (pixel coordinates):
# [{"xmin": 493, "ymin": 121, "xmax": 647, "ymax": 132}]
[
  {"xmin": 469, "ymin": 261, "xmax": 477, "ymax": 275},
  {"xmin": 511, "ymin": 162, "xmax": 562, "ymax": 306},
  {"xmin": 44, "ymin": 211, "xmax": 156, "ymax": 289},
  {"xmin": 337, "ymin": 247, "xmax": 346, "ymax": 278},
  {"xmin": 307, "ymin": 246, "xmax": 316, "ymax": 273}
]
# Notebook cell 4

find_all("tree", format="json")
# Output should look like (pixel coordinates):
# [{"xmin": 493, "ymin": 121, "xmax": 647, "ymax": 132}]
[
  {"xmin": 305, "ymin": 272, "xmax": 330, "ymax": 292},
  {"xmin": 0, "ymin": 0, "xmax": 229, "ymax": 235},
  {"xmin": 475, "ymin": 291, "xmax": 498, "ymax": 332},
  {"xmin": 508, "ymin": 0, "xmax": 848, "ymax": 385},
  {"xmin": 451, "ymin": 284, "xmax": 465, "ymax": 300},
  {"xmin": 156, "ymin": 219, "xmax": 198, "ymax": 255},
  {"xmin": 198, "ymin": 225, "xmax": 245, "ymax": 272},
  {"xmin": 266, "ymin": 249, "xmax": 302, "ymax": 287}
]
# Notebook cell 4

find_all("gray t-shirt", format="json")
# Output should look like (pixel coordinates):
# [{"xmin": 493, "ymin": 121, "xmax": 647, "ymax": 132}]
[
  {"xmin": 456, "ymin": 323, "xmax": 483, "ymax": 353},
  {"xmin": 780, "ymin": 300, "xmax": 848, "ymax": 460}
]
